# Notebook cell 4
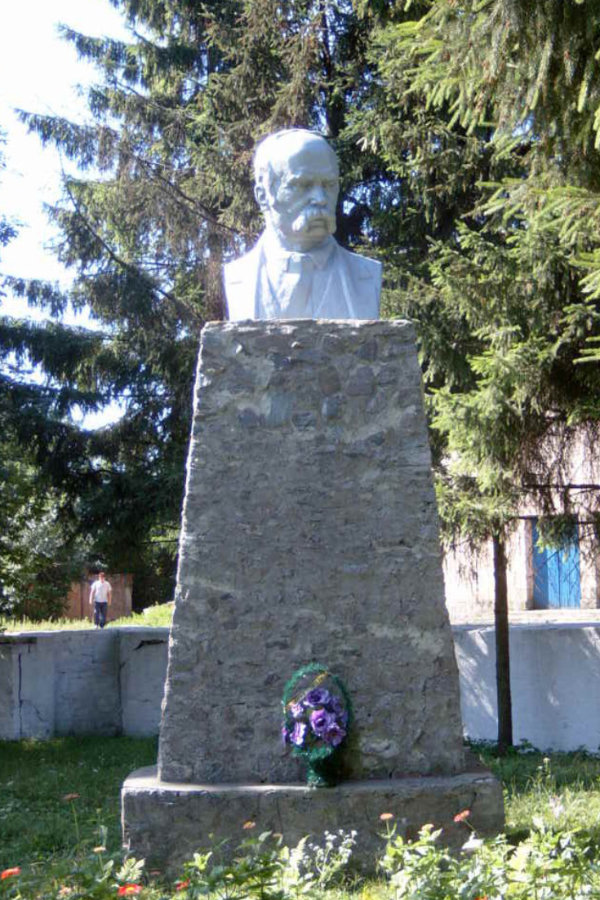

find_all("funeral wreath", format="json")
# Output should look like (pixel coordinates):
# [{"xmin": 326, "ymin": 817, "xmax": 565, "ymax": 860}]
[{"xmin": 281, "ymin": 663, "xmax": 352, "ymax": 786}]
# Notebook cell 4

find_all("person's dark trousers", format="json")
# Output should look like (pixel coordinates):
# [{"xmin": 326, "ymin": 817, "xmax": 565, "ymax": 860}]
[{"xmin": 94, "ymin": 601, "xmax": 108, "ymax": 628}]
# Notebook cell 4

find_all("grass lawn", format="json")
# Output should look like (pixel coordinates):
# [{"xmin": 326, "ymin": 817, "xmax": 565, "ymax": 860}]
[
  {"xmin": 0, "ymin": 737, "xmax": 158, "ymax": 869},
  {"xmin": 0, "ymin": 603, "xmax": 174, "ymax": 632},
  {"xmin": 2, "ymin": 738, "xmax": 600, "ymax": 897},
  {"xmin": 478, "ymin": 741, "xmax": 600, "ymax": 841}
]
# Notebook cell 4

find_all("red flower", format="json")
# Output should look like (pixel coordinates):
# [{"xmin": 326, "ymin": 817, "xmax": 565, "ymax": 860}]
[
  {"xmin": 117, "ymin": 885, "xmax": 142, "ymax": 896},
  {"xmin": 175, "ymin": 880, "xmax": 190, "ymax": 891},
  {"xmin": 453, "ymin": 809, "xmax": 471, "ymax": 823},
  {"xmin": 1, "ymin": 868, "xmax": 21, "ymax": 880}
]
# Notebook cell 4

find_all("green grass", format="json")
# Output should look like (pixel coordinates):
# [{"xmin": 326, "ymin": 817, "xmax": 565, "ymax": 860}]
[
  {"xmin": 3, "ymin": 739, "xmax": 600, "ymax": 898},
  {"xmin": 476, "ymin": 741, "xmax": 600, "ymax": 841},
  {"xmin": 0, "ymin": 616, "xmax": 95, "ymax": 632},
  {"xmin": 113, "ymin": 603, "xmax": 173, "ymax": 627},
  {"xmin": 0, "ymin": 603, "xmax": 174, "ymax": 633},
  {"xmin": 0, "ymin": 737, "xmax": 157, "ymax": 869}
]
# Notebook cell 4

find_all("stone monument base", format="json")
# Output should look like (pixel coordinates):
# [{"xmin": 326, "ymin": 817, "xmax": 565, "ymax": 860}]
[{"xmin": 122, "ymin": 765, "xmax": 504, "ymax": 873}]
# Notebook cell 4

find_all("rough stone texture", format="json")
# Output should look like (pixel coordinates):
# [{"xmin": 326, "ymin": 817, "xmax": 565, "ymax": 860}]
[
  {"xmin": 158, "ymin": 319, "xmax": 465, "ymax": 784},
  {"xmin": 0, "ymin": 628, "xmax": 168, "ymax": 739},
  {"xmin": 123, "ymin": 765, "xmax": 504, "ymax": 873}
]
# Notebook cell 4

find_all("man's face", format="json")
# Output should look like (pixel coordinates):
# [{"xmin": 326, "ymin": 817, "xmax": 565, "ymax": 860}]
[
  {"xmin": 99, "ymin": 573, "xmax": 105, "ymax": 581},
  {"xmin": 260, "ymin": 139, "xmax": 339, "ymax": 251}
]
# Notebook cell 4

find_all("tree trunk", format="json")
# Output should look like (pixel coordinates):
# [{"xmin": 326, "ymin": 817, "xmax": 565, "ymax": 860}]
[{"xmin": 493, "ymin": 532, "xmax": 513, "ymax": 754}]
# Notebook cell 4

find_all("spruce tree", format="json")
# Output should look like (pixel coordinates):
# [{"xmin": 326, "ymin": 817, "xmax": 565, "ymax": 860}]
[
  {"xmin": 8, "ymin": 1, "xmax": 401, "ymax": 609},
  {"xmin": 358, "ymin": 0, "xmax": 600, "ymax": 749}
]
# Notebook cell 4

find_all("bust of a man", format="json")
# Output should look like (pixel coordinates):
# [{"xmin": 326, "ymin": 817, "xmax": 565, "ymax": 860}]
[{"xmin": 223, "ymin": 129, "xmax": 381, "ymax": 321}]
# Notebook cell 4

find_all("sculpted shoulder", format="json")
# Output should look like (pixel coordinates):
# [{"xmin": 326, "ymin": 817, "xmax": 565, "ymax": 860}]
[
  {"xmin": 339, "ymin": 246, "xmax": 382, "ymax": 283},
  {"xmin": 223, "ymin": 241, "xmax": 262, "ymax": 287}
]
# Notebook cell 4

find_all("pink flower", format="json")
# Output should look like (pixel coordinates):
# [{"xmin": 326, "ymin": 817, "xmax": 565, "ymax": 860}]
[
  {"xmin": 117, "ymin": 885, "xmax": 142, "ymax": 896},
  {"xmin": 453, "ymin": 809, "xmax": 471, "ymax": 823}
]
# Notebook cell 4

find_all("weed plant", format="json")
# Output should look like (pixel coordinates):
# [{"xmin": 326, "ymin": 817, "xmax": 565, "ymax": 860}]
[{"xmin": 3, "ymin": 738, "xmax": 600, "ymax": 899}]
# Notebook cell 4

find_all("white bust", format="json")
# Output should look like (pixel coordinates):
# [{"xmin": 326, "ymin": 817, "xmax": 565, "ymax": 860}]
[{"xmin": 223, "ymin": 129, "xmax": 381, "ymax": 321}]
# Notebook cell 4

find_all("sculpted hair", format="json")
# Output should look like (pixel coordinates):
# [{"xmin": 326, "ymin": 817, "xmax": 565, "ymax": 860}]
[{"xmin": 253, "ymin": 129, "xmax": 338, "ymax": 196}]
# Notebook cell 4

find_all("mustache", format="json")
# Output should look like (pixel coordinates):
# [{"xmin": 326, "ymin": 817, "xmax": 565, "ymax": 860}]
[{"xmin": 291, "ymin": 207, "xmax": 336, "ymax": 233}]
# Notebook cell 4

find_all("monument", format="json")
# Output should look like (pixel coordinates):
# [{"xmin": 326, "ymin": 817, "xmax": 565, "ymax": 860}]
[
  {"xmin": 122, "ymin": 131, "xmax": 503, "ymax": 871},
  {"xmin": 224, "ymin": 129, "xmax": 381, "ymax": 320}
]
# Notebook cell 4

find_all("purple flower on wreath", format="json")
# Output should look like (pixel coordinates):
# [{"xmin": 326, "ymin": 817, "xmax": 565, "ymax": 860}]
[
  {"xmin": 305, "ymin": 687, "xmax": 331, "ymax": 707},
  {"xmin": 324, "ymin": 723, "xmax": 346, "ymax": 747},
  {"xmin": 291, "ymin": 722, "xmax": 308, "ymax": 746},
  {"xmin": 289, "ymin": 702, "xmax": 304, "ymax": 720},
  {"xmin": 310, "ymin": 708, "xmax": 335, "ymax": 736},
  {"xmin": 281, "ymin": 725, "xmax": 290, "ymax": 746},
  {"xmin": 328, "ymin": 694, "xmax": 344, "ymax": 716}
]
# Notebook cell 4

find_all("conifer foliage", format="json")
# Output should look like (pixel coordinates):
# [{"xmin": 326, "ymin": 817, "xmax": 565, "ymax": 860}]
[
  {"xmin": 360, "ymin": 0, "xmax": 600, "ymax": 749},
  {"xmin": 4, "ymin": 1, "xmax": 395, "ymax": 613},
  {"xmin": 365, "ymin": 0, "xmax": 600, "ymax": 539},
  {"xmin": 5, "ymin": 0, "xmax": 600, "ymax": 630}
]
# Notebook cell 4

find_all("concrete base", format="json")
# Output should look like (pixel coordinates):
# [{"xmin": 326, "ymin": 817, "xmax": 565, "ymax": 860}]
[{"xmin": 122, "ymin": 765, "xmax": 504, "ymax": 873}]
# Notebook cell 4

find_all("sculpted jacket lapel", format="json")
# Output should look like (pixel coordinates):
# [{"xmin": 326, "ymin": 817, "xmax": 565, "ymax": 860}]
[{"xmin": 224, "ymin": 236, "xmax": 382, "ymax": 321}]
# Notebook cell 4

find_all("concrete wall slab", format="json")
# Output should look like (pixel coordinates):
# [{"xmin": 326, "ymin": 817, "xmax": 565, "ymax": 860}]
[{"xmin": 2, "ymin": 624, "xmax": 600, "ymax": 753}]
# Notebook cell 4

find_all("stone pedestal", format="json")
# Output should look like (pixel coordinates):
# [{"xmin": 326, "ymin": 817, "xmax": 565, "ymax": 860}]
[
  {"xmin": 123, "ymin": 765, "xmax": 503, "ymax": 871},
  {"xmin": 122, "ymin": 319, "xmax": 503, "ymax": 870}
]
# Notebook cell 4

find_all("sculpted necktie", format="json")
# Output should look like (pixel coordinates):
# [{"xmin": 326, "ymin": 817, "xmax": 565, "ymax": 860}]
[{"xmin": 280, "ymin": 253, "xmax": 315, "ymax": 317}]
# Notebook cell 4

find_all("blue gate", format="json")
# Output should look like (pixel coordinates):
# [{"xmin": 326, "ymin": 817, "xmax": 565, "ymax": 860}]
[{"xmin": 532, "ymin": 519, "xmax": 581, "ymax": 609}]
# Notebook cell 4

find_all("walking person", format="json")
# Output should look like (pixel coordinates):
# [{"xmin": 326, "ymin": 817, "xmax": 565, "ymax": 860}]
[{"xmin": 89, "ymin": 571, "xmax": 112, "ymax": 628}]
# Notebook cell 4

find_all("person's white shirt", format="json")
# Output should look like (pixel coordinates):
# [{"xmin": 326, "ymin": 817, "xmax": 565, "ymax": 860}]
[{"xmin": 90, "ymin": 577, "xmax": 112, "ymax": 604}]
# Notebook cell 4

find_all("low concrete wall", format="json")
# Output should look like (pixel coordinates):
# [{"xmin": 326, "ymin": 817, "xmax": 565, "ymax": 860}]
[
  {"xmin": 0, "ymin": 628, "xmax": 169, "ymax": 740},
  {"xmin": 2, "ymin": 623, "xmax": 600, "ymax": 751},
  {"xmin": 455, "ymin": 622, "xmax": 600, "ymax": 751}
]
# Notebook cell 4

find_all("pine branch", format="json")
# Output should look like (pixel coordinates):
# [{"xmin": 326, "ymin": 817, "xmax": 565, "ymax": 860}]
[{"xmin": 61, "ymin": 172, "xmax": 201, "ymax": 324}]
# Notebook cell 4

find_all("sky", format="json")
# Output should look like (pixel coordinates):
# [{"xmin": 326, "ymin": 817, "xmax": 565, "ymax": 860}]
[
  {"xmin": 0, "ymin": 0, "xmax": 129, "ymax": 316},
  {"xmin": 0, "ymin": 0, "xmax": 130, "ymax": 425}
]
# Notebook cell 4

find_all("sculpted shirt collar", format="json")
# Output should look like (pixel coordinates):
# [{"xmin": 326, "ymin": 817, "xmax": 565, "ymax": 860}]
[{"xmin": 261, "ymin": 229, "xmax": 337, "ymax": 274}]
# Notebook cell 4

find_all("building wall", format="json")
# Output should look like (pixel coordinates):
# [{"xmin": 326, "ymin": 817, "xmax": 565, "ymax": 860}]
[
  {"xmin": 444, "ymin": 520, "xmax": 600, "ymax": 620},
  {"xmin": 444, "ymin": 428, "xmax": 600, "ymax": 619},
  {"xmin": 444, "ymin": 526, "xmax": 536, "ymax": 619}
]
